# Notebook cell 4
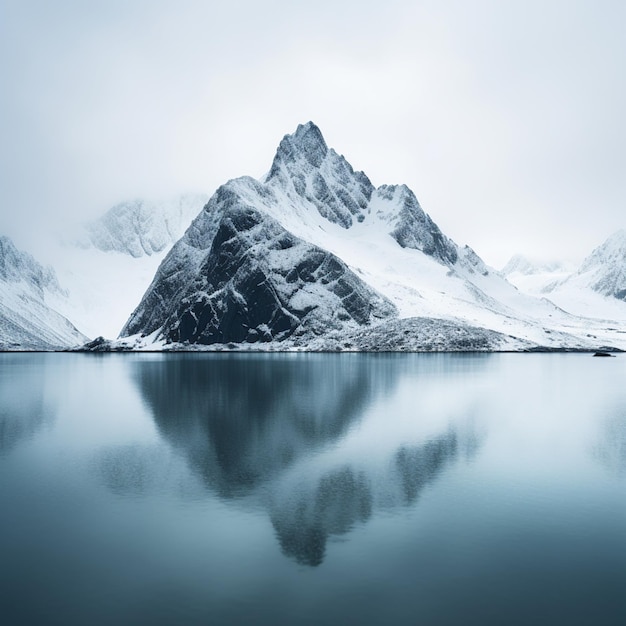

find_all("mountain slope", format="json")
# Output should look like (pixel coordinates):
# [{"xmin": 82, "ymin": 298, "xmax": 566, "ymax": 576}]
[
  {"xmin": 121, "ymin": 180, "xmax": 396, "ymax": 344},
  {"xmin": 576, "ymin": 230, "xmax": 626, "ymax": 300},
  {"xmin": 0, "ymin": 236, "xmax": 87, "ymax": 349},
  {"xmin": 34, "ymin": 194, "xmax": 209, "ymax": 339},
  {"xmin": 79, "ymin": 194, "xmax": 207, "ymax": 258}
]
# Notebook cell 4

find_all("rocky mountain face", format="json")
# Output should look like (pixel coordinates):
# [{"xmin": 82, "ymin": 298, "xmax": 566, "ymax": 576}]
[
  {"xmin": 265, "ymin": 124, "xmax": 458, "ymax": 263},
  {"xmin": 121, "ymin": 176, "xmax": 396, "ymax": 345},
  {"xmin": 0, "ymin": 236, "xmax": 87, "ymax": 349}
]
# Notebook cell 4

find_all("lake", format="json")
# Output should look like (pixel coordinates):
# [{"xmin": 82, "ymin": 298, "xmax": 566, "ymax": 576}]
[{"xmin": 1, "ymin": 352, "xmax": 625, "ymax": 625}]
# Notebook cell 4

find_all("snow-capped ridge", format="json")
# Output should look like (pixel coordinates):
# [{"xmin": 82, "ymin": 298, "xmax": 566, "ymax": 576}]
[
  {"xmin": 0, "ymin": 235, "xmax": 87, "ymax": 349},
  {"xmin": 371, "ymin": 184, "xmax": 458, "ymax": 264},
  {"xmin": 267, "ymin": 122, "xmax": 373, "ymax": 229},
  {"xmin": 272, "ymin": 121, "xmax": 329, "ymax": 170},
  {"xmin": 0, "ymin": 235, "xmax": 64, "ymax": 297},
  {"xmin": 576, "ymin": 229, "xmax": 626, "ymax": 300},
  {"xmin": 579, "ymin": 229, "xmax": 626, "ymax": 273}
]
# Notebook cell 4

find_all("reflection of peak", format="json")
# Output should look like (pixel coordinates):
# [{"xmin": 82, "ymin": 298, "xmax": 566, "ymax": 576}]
[
  {"xmin": 272, "ymin": 467, "xmax": 372, "ymax": 567},
  {"xmin": 270, "ymin": 430, "xmax": 464, "ymax": 567},
  {"xmin": 396, "ymin": 433, "xmax": 458, "ymax": 504}
]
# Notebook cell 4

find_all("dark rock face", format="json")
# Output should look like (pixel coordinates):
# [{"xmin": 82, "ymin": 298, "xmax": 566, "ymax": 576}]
[
  {"xmin": 376, "ymin": 185, "xmax": 458, "ymax": 265},
  {"xmin": 164, "ymin": 205, "xmax": 396, "ymax": 345},
  {"xmin": 267, "ymin": 122, "xmax": 374, "ymax": 229}
]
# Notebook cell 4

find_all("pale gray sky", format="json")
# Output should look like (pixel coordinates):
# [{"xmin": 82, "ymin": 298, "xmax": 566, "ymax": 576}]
[{"xmin": 1, "ymin": 0, "xmax": 625, "ymax": 267}]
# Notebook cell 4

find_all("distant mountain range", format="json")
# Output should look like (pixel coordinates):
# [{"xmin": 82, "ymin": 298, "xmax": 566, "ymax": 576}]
[
  {"xmin": 1, "ymin": 123, "xmax": 625, "ymax": 351},
  {"xmin": 502, "ymin": 230, "xmax": 626, "ymax": 323}
]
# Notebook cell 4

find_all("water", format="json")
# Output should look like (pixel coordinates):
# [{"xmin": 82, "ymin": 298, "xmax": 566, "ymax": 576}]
[{"xmin": 0, "ymin": 352, "xmax": 625, "ymax": 625}]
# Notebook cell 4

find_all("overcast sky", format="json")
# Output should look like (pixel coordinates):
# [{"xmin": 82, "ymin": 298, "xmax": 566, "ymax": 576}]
[{"xmin": 1, "ymin": 0, "xmax": 625, "ymax": 267}]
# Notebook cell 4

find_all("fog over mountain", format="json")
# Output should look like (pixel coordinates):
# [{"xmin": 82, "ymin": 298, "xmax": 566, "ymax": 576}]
[
  {"xmin": 2, "ymin": 1, "xmax": 626, "ymax": 268},
  {"xmin": 1, "ymin": 122, "xmax": 625, "ymax": 351}
]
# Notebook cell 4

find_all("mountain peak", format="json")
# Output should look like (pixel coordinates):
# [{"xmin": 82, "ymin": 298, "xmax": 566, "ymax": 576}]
[
  {"xmin": 576, "ymin": 229, "xmax": 626, "ymax": 300},
  {"xmin": 269, "ymin": 121, "xmax": 329, "ymax": 175},
  {"xmin": 581, "ymin": 229, "xmax": 626, "ymax": 272},
  {"xmin": 291, "ymin": 121, "xmax": 327, "ymax": 157}
]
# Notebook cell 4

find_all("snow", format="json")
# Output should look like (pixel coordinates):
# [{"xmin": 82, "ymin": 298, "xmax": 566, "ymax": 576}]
[
  {"xmin": 18, "ymin": 193, "xmax": 209, "ymax": 340},
  {"xmin": 45, "ymin": 247, "xmax": 169, "ymax": 339},
  {"xmin": 503, "ymin": 232, "xmax": 626, "ymax": 328},
  {"xmin": 0, "ymin": 237, "xmax": 86, "ymax": 349}
]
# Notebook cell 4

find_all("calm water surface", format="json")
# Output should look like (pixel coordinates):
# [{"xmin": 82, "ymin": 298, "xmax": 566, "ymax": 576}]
[{"xmin": 0, "ymin": 352, "xmax": 625, "ymax": 625}]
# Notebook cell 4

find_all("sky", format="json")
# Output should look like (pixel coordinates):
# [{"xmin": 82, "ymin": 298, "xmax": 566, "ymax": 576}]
[{"xmin": 1, "ymin": 0, "xmax": 625, "ymax": 268}]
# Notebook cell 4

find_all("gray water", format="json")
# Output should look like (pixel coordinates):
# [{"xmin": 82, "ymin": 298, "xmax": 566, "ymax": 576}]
[{"xmin": 0, "ymin": 352, "xmax": 625, "ymax": 625}]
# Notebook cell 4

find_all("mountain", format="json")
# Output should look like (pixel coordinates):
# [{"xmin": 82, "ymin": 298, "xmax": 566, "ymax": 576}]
[
  {"xmin": 504, "ymin": 233, "xmax": 626, "ymax": 323},
  {"xmin": 539, "ymin": 231, "xmax": 626, "ymax": 321},
  {"xmin": 33, "ymin": 194, "xmax": 209, "ymax": 339},
  {"xmin": 501, "ymin": 254, "xmax": 575, "ymax": 298},
  {"xmin": 78, "ymin": 194, "xmax": 207, "ymax": 258},
  {"xmin": 119, "ymin": 122, "xmax": 625, "ymax": 351},
  {"xmin": 502, "ymin": 254, "xmax": 571, "ymax": 277},
  {"xmin": 120, "ymin": 177, "xmax": 398, "ymax": 345},
  {"xmin": 0, "ymin": 236, "xmax": 87, "ymax": 349},
  {"xmin": 576, "ymin": 230, "xmax": 626, "ymax": 300}
]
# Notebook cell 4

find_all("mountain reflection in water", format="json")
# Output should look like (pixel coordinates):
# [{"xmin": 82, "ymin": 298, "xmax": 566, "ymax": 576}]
[
  {"xmin": 594, "ymin": 408, "xmax": 626, "ymax": 476},
  {"xmin": 0, "ymin": 354, "xmax": 56, "ymax": 455},
  {"xmin": 271, "ymin": 433, "xmax": 461, "ymax": 566},
  {"xmin": 131, "ymin": 353, "xmax": 483, "ymax": 565},
  {"xmin": 133, "ymin": 354, "xmax": 393, "ymax": 496}
]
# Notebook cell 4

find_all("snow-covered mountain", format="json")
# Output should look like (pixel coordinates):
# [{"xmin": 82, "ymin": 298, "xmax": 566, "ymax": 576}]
[
  {"xmin": 504, "ymin": 232, "xmax": 626, "ymax": 323},
  {"xmin": 575, "ymin": 230, "xmax": 626, "ymax": 300},
  {"xmin": 78, "ymin": 194, "xmax": 207, "ymax": 258},
  {"xmin": 502, "ymin": 254, "xmax": 575, "ymax": 297},
  {"xmin": 33, "ymin": 193, "xmax": 209, "ymax": 339},
  {"xmin": 119, "ymin": 122, "xmax": 626, "ymax": 351},
  {"xmin": 502, "ymin": 254, "xmax": 572, "ymax": 278},
  {"xmin": 0, "ymin": 236, "xmax": 87, "ymax": 349}
]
